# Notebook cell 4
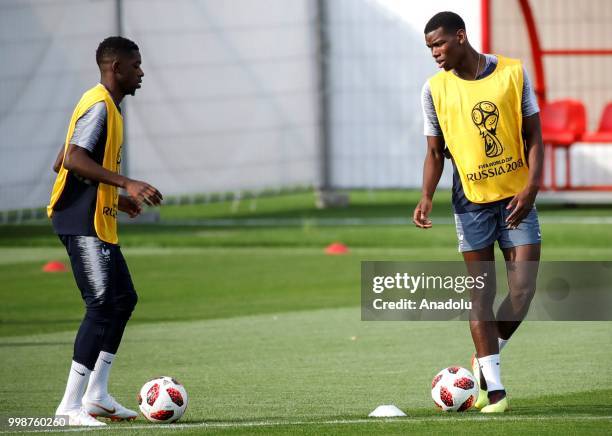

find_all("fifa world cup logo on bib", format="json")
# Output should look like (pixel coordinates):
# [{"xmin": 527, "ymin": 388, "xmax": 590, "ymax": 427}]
[{"xmin": 471, "ymin": 101, "xmax": 504, "ymax": 158}]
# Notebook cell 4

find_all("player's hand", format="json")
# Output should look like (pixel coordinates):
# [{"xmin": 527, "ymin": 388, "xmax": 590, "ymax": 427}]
[
  {"xmin": 118, "ymin": 195, "xmax": 142, "ymax": 218},
  {"xmin": 413, "ymin": 197, "xmax": 433, "ymax": 229},
  {"xmin": 125, "ymin": 179, "xmax": 163, "ymax": 206},
  {"xmin": 505, "ymin": 187, "xmax": 537, "ymax": 229}
]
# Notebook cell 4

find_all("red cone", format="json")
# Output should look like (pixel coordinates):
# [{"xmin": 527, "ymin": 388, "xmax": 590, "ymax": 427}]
[
  {"xmin": 42, "ymin": 260, "xmax": 68, "ymax": 272},
  {"xmin": 325, "ymin": 242, "xmax": 349, "ymax": 255}
]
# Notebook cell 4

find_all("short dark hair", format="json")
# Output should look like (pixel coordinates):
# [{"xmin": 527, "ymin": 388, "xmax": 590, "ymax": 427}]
[
  {"xmin": 424, "ymin": 11, "xmax": 465, "ymax": 35},
  {"xmin": 96, "ymin": 36, "xmax": 139, "ymax": 66}
]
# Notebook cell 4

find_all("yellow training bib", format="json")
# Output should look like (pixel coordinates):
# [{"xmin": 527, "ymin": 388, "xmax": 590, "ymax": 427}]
[
  {"xmin": 429, "ymin": 55, "xmax": 528, "ymax": 203},
  {"xmin": 47, "ymin": 84, "xmax": 123, "ymax": 244}
]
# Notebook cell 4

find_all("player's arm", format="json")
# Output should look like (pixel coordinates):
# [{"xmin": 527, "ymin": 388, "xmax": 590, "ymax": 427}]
[
  {"xmin": 413, "ymin": 136, "xmax": 445, "ymax": 229},
  {"xmin": 63, "ymin": 145, "xmax": 162, "ymax": 206},
  {"xmin": 505, "ymin": 114, "xmax": 544, "ymax": 228},
  {"xmin": 118, "ymin": 194, "xmax": 142, "ymax": 218},
  {"xmin": 53, "ymin": 144, "xmax": 65, "ymax": 173},
  {"xmin": 414, "ymin": 82, "xmax": 445, "ymax": 229},
  {"xmin": 522, "ymin": 114, "xmax": 544, "ymax": 190},
  {"xmin": 64, "ymin": 102, "xmax": 162, "ymax": 206},
  {"xmin": 53, "ymin": 143, "xmax": 143, "ymax": 216},
  {"xmin": 505, "ymin": 67, "xmax": 544, "ymax": 228}
]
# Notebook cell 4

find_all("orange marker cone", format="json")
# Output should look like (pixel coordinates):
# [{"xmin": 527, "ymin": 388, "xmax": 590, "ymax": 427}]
[
  {"xmin": 42, "ymin": 260, "xmax": 68, "ymax": 272},
  {"xmin": 325, "ymin": 242, "xmax": 349, "ymax": 255}
]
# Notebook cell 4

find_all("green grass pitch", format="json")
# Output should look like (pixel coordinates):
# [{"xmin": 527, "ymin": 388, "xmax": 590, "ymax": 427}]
[{"xmin": 0, "ymin": 190, "xmax": 611, "ymax": 435}]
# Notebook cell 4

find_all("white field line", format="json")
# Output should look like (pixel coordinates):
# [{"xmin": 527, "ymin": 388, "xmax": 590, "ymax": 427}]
[{"xmin": 3, "ymin": 415, "xmax": 611, "ymax": 434}]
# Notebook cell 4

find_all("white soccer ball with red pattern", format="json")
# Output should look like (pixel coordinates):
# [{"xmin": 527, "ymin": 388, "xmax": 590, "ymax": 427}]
[
  {"xmin": 138, "ymin": 376, "xmax": 188, "ymax": 423},
  {"xmin": 431, "ymin": 366, "xmax": 478, "ymax": 412}
]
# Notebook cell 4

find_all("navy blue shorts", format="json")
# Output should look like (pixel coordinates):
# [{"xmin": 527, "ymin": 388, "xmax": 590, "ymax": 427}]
[
  {"xmin": 453, "ymin": 204, "xmax": 542, "ymax": 253},
  {"xmin": 60, "ymin": 235, "xmax": 137, "ymax": 313}
]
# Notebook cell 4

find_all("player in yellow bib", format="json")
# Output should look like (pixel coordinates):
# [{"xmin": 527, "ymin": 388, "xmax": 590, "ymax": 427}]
[
  {"xmin": 413, "ymin": 12, "xmax": 544, "ymax": 413},
  {"xmin": 49, "ymin": 37, "xmax": 162, "ymax": 426}
]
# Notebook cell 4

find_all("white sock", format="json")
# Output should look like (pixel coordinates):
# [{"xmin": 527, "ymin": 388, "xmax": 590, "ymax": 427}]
[
  {"xmin": 84, "ymin": 351, "xmax": 115, "ymax": 400},
  {"xmin": 57, "ymin": 361, "xmax": 91, "ymax": 413},
  {"xmin": 478, "ymin": 354, "xmax": 504, "ymax": 392},
  {"xmin": 498, "ymin": 337, "xmax": 509, "ymax": 352}
]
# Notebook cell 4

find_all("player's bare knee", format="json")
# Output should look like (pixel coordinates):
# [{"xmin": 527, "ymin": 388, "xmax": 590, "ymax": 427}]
[
  {"xmin": 470, "ymin": 288, "xmax": 496, "ymax": 314},
  {"xmin": 470, "ymin": 299, "xmax": 496, "ymax": 320},
  {"xmin": 509, "ymin": 285, "xmax": 535, "ymax": 309}
]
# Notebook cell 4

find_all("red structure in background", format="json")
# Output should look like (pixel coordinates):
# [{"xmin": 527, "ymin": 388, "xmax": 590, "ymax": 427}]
[
  {"xmin": 582, "ymin": 104, "xmax": 612, "ymax": 143},
  {"xmin": 540, "ymin": 100, "xmax": 585, "ymax": 190},
  {"xmin": 480, "ymin": 0, "xmax": 491, "ymax": 54},
  {"xmin": 482, "ymin": 0, "xmax": 612, "ymax": 191}
]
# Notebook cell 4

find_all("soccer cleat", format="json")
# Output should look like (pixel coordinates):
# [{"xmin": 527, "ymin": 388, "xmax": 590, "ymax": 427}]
[
  {"xmin": 84, "ymin": 394, "xmax": 138, "ymax": 421},
  {"xmin": 474, "ymin": 388, "xmax": 489, "ymax": 409},
  {"xmin": 471, "ymin": 354, "xmax": 489, "ymax": 409},
  {"xmin": 481, "ymin": 396, "xmax": 509, "ymax": 413},
  {"xmin": 56, "ymin": 408, "xmax": 107, "ymax": 426}
]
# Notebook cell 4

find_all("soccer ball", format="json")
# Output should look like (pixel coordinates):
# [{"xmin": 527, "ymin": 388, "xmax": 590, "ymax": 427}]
[
  {"xmin": 431, "ymin": 367, "xmax": 478, "ymax": 412},
  {"xmin": 138, "ymin": 376, "xmax": 188, "ymax": 423}
]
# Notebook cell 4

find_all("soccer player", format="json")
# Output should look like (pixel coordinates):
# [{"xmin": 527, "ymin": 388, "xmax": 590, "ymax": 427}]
[
  {"xmin": 413, "ymin": 12, "xmax": 544, "ymax": 413},
  {"xmin": 48, "ymin": 36, "xmax": 162, "ymax": 426}
]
